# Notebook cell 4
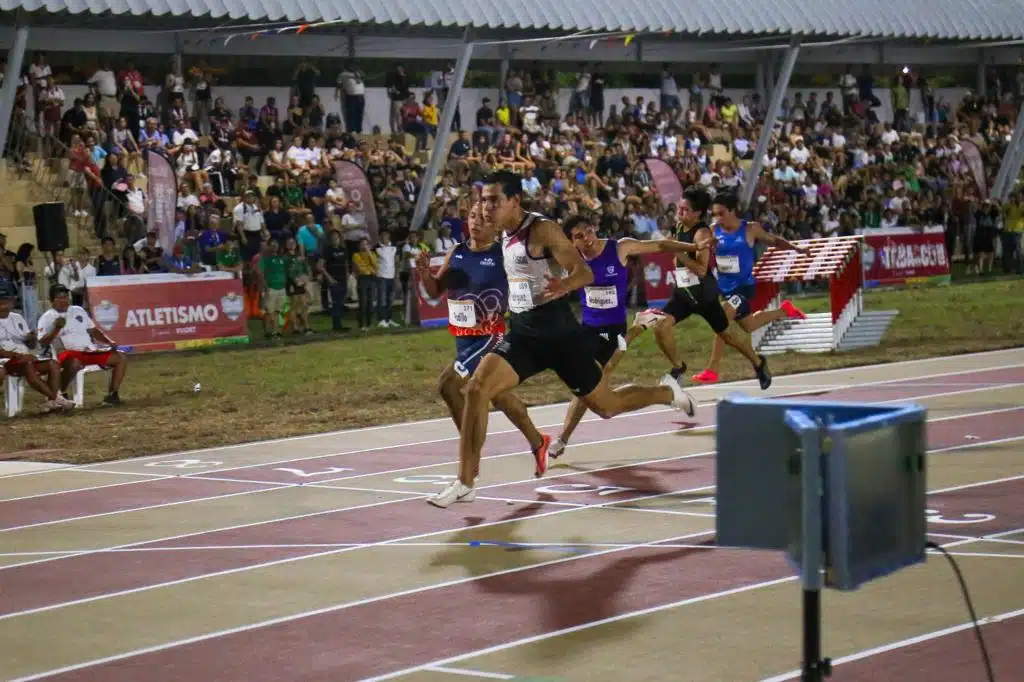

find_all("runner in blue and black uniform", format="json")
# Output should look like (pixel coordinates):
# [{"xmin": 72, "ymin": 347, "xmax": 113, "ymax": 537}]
[
  {"xmin": 692, "ymin": 192, "xmax": 809, "ymax": 384},
  {"xmin": 631, "ymin": 187, "xmax": 775, "ymax": 390},
  {"xmin": 548, "ymin": 214, "xmax": 711, "ymax": 459}
]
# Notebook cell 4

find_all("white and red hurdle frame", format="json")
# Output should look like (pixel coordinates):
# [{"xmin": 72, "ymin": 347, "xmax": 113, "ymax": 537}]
[{"xmin": 748, "ymin": 236, "xmax": 865, "ymax": 351}]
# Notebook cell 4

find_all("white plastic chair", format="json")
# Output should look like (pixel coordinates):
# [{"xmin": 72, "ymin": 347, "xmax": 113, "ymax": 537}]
[
  {"xmin": 72, "ymin": 365, "xmax": 103, "ymax": 408},
  {"xmin": 3, "ymin": 374, "xmax": 25, "ymax": 418}
]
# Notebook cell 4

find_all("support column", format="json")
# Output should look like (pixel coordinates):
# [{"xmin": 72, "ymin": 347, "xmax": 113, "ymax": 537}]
[
  {"xmin": 411, "ymin": 39, "xmax": 475, "ymax": 232},
  {"xmin": 347, "ymin": 31, "xmax": 356, "ymax": 60},
  {"xmin": 740, "ymin": 42, "xmax": 800, "ymax": 210},
  {"xmin": 976, "ymin": 51, "xmax": 987, "ymax": 98},
  {"xmin": 498, "ymin": 57, "xmax": 510, "ymax": 106},
  {"xmin": 172, "ymin": 33, "xmax": 184, "ymax": 75},
  {"xmin": 0, "ymin": 19, "xmax": 30, "ymax": 162},
  {"xmin": 755, "ymin": 58, "xmax": 766, "ymax": 101},
  {"xmin": 992, "ymin": 105, "xmax": 1024, "ymax": 200}
]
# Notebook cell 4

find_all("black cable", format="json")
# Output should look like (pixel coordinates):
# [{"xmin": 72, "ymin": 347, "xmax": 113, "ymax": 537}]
[{"xmin": 925, "ymin": 541, "xmax": 996, "ymax": 682}]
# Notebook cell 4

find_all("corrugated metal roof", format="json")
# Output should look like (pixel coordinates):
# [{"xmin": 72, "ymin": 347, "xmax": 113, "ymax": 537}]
[{"xmin": 3, "ymin": 0, "xmax": 1024, "ymax": 40}]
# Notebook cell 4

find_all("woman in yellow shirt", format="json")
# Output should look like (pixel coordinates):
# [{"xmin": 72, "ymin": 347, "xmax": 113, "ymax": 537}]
[
  {"xmin": 422, "ymin": 92, "xmax": 439, "ymax": 141},
  {"xmin": 351, "ymin": 238, "xmax": 379, "ymax": 331}
]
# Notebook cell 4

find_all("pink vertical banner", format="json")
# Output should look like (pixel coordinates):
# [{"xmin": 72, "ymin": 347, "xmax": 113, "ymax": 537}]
[
  {"xmin": 644, "ymin": 157, "xmax": 683, "ymax": 208},
  {"xmin": 145, "ymin": 151, "xmax": 178, "ymax": 252},
  {"xmin": 333, "ymin": 160, "xmax": 382, "ymax": 245}
]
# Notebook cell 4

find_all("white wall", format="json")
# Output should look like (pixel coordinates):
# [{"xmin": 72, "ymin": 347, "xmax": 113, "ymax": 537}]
[{"xmin": 54, "ymin": 84, "xmax": 971, "ymax": 133}]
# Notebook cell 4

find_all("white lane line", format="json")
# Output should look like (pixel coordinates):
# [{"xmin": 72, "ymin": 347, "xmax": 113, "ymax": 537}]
[
  {"xmin": 6, "ymin": 528, "xmax": 719, "ymax": 681},
  {"xmin": 1, "ymin": 398, "xmax": 1018, "ymax": 569},
  {"xmin": 3, "ymin": 353, "xmax": 1017, "ymax": 484},
  {"xmin": 758, "ymin": 607, "xmax": 1024, "ymax": 682},
  {"xmin": 2, "ymin": 373, "xmax": 1019, "ymax": 506},
  {"xmin": 425, "ymin": 666, "xmax": 515, "ymax": 679}
]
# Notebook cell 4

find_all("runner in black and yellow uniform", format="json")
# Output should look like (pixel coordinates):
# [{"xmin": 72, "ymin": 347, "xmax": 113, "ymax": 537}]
[{"xmin": 630, "ymin": 187, "xmax": 772, "ymax": 390}]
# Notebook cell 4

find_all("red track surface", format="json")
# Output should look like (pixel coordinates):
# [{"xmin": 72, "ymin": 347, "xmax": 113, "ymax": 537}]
[{"xmin": 5, "ymin": 365, "xmax": 1023, "ymax": 681}]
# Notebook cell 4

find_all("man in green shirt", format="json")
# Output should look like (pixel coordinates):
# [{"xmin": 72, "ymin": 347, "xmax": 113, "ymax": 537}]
[
  {"xmin": 259, "ymin": 239, "xmax": 288, "ymax": 338},
  {"xmin": 216, "ymin": 237, "xmax": 242, "ymax": 275}
]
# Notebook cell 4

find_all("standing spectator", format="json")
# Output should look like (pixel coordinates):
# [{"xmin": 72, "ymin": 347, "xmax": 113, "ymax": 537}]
[
  {"xmin": 12, "ymin": 243, "xmax": 39, "ymax": 328},
  {"xmin": 233, "ymin": 190, "xmax": 267, "ymax": 260},
  {"xmin": 283, "ymin": 237, "xmax": 311, "ymax": 335},
  {"xmin": 319, "ymin": 230, "xmax": 349, "ymax": 332},
  {"xmin": 386, "ymin": 64, "xmax": 410, "ymax": 134},
  {"xmin": 58, "ymin": 249, "xmax": 95, "ymax": 307},
  {"xmin": 351, "ymin": 237, "xmax": 378, "ymax": 331},
  {"xmin": 336, "ymin": 62, "xmax": 366, "ymax": 134},
  {"xmin": 293, "ymin": 60, "xmax": 320, "ymax": 109},
  {"xmin": 258, "ymin": 239, "xmax": 287, "ymax": 339},
  {"xmin": 375, "ymin": 230, "xmax": 398, "ymax": 328}
]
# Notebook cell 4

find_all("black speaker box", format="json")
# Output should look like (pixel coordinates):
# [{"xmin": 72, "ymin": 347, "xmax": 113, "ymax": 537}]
[{"xmin": 33, "ymin": 202, "xmax": 69, "ymax": 253}]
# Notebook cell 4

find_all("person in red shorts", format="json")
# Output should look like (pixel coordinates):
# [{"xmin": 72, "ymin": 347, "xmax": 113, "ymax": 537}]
[
  {"xmin": 36, "ymin": 285, "xmax": 128, "ymax": 406},
  {"xmin": 0, "ymin": 289, "xmax": 73, "ymax": 412}
]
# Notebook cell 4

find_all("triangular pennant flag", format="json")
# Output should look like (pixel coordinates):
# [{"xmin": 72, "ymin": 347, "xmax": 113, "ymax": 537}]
[
  {"xmin": 296, "ymin": 24, "xmax": 309, "ymax": 34},
  {"xmin": 589, "ymin": 38, "xmax": 599, "ymax": 49},
  {"xmin": 224, "ymin": 33, "xmax": 239, "ymax": 46},
  {"xmin": 624, "ymin": 33, "xmax": 635, "ymax": 46}
]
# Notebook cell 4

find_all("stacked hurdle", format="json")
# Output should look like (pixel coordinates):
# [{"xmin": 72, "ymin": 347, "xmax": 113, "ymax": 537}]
[{"xmin": 748, "ymin": 236, "xmax": 895, "ymax": 354}]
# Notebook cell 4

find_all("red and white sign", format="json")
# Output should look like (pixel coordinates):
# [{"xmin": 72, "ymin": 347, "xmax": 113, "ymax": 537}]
[
  {"xmin": 861, "ymin": 226, "xmax": 950, "ymax": 286},
  {"xmin": 413, "ymin": 257, "xmax": 448, "ymax": 328},
  {"xmin": 84, "ymin": 272, "xmax": 249, "ymax": 353},
  {"xmin": 640, "ymin": 251, "xmax": 677, "ymax": 305}
]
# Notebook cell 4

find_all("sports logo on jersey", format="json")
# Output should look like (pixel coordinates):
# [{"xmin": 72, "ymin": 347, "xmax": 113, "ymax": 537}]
[
  {"xmin": 481, "ymin": 257, "xmax": 496, "ymax": 267},
  {"xmin": 606, "ymin": 265, "xmax": 617, "ymax": 275},
  {"xmin": 514, "ymin": 255, "xmax": 528, "ymax": 266}
]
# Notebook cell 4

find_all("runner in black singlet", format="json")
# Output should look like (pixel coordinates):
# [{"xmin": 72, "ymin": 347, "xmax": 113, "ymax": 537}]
[
  {"xmin": 428, "ymin": 170, "xmax": 697, "ymax": 509},
  {"xmin": 629, "ymin": 187, "xmax": 773, "ymax": 390}
]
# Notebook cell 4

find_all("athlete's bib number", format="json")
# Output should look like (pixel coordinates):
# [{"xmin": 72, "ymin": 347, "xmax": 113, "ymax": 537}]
[
  {"xmin": 583, "ymin": 286, "xmax": 618, "ymax": 310},
  {"xmin": 716, "ymin": 255, "xmax": 740, "ymax": 274},
  {"xmin": 673, "ymin": 268, "xmax": 700, "ymax": 288},
  {"xmin": 508, "ymin": 278, "xmax": 533, "ymax": 313},
  {"xmin": 447, "ymin": 299, "xmax": 477, "ymax": 328}
]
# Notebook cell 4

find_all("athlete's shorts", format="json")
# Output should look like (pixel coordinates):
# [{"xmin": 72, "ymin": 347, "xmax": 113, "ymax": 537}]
[
  {"xmin": 0, "ymin": 357, "xmax": 54, "ymax": 377},
  {"xmin": 661, "ymin": 288, "xmax": 730, "ymax": 335},
  {"xmin": 490, "ymin": 325, "xmax": 603, "ymax": 397},
  {"xmin": 453, "ymin": 334, "xmax": 503, "ymax": 378},
  {"xmin": 57, "ymin": 349, "xmax": 114, "ymax": 368},
  {"xmin": 720, "ymin": 284, "xmax": 757, "ymax": 321},
  {"xmin": 583, "ymin": 323, "xmax": 628, "ymax": 367}
]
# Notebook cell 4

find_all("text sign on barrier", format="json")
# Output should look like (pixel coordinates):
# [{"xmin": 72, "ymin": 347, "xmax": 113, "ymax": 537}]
[
  {"xmin": 716, "ymin": 395, "xmax": 927, "ymax": 592},
  {"xmin": 413, "ymin": 256, "xmax": 448, "ymax": 328},
  {"xmin": 84, "ymin": 272, "xmax": 249, "ymax": 353},
  {"xmin": 860, "ymin": 227, "xmax": 950, "ymax": 286}
]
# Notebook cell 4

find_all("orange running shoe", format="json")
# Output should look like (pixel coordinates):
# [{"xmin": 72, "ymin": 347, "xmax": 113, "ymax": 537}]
[
  {"xmin": 533, "ymin": 434, "xmax": 551, "ymax": 477},
  {"xmin": 692, "ymin": 369, "xmax": 720, "ymax": 384},
  {"xmin": 781, "ymin": 299, "xmax": 807, "ymax": 320}
]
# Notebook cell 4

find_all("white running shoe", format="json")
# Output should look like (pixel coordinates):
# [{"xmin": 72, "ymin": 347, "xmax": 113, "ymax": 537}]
[
  {"xmin": 659, "ymin": 374, "xmax": 697, "ymax": 417},
  {"xmin": 427, "ymin": 480, "xmax": 476, "ymax": 508},
  {"xmin": 53, "ymin": 394, "xmax": 75, "ymax": 409},
  {"xmin": 549, "ymin": 438, "xmax": 566, "ymax": 459}
]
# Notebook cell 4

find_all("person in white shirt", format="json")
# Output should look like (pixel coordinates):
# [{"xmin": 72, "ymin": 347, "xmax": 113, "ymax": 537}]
[
  {"xmin": 36, "ymin": 285, "xmax": 128, "ymax": 405},
  {"xmin": 58, "ymin": 249, "xmax": 97, "ymax": 307},
  {"xmin": 434, "ymin": 224, "xmax": 456, "ymax": 254},
  {"xmin": 374, "ymin": 230, "xmax": 399, "ymax": 328},
  {"xmin": 233, "ymin": 190, "xmax": 267, "ymax": 259},
  {"xmin": 87, "ymin": 63, "xmax": 119, "ymax": 122},
  {"xmin": 0, "ymin": 290, "xmax": 72, "ymax": 411}
]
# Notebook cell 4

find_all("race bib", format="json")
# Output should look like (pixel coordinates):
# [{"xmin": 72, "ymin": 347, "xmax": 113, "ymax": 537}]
[
  {"xmin": 716, "ymin": 255, "xmax": 740, "ymax": 274},
  {"xmin": 508, "ymin": 278, "xmax": 533, "ymax": 313},
  {"xmin": 583, "ymin": 286, "xmax": 618, "ymax": 310},
  {"xmin": 673, "ymin": 268, "xmax": 700, "ymax": 288},
  {"xmin": 447, "ymin": 299, "xmax": 477, "ymax": 328}
]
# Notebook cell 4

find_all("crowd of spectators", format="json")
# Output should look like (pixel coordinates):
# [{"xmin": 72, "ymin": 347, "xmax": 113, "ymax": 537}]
[{"xmin": 2, "ymin": 56, "xmax": 1023, "ymax": 338}]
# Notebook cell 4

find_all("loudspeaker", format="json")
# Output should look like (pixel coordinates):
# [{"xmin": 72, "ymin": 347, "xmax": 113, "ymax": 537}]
[{"xmin": 33, "ymin": 202, "xmax": 69, "ymax": 253}]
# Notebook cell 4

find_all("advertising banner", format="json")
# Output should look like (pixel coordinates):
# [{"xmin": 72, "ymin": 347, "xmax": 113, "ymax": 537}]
[
  {"xmin": 639, "ymin": 251, "xmax": 677, "ymax": 306},
  {"xmin": 644, "ymin": 157, "xmax": 683, "ymax": 209},
  {"xmin": 145, "ymin": 151, "xmax": 178, "ymax": 253},
  {"xmin": 860, "ymin": 226, "xmax": 950, "ymax": 287},
  {"xmin": 413, "ymin": 256, "xmax": 448, "ymax": 328},
  {"xmin": 333, "ymin": 160, "xmax": 381, "ymax": 245},
  {"xmin": 85, "ymin": 272, "xmax": 249, "ymax": 353}
]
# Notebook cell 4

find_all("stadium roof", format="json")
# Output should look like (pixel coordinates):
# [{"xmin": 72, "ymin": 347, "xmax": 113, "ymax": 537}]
[{"xmin": 2, "ymin": 0, "xmax": 1024, "ymax": 41}]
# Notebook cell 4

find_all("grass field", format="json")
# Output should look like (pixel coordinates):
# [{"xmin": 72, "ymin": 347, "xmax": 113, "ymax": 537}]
[{"xmin": 3, "ymin": 277, "xmax": 1022, "ymax": 464}]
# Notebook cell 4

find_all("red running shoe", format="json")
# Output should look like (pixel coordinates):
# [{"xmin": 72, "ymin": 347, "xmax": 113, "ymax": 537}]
[
  {"xmin": 533, "ymin": 434, "xmax": 551, "ymax": 477},
  {"xmin": 692, "ymin": 369, "xmax": 719, "ymax": 384},
  {"xmin": 781, "ymin": 299, "xmax": 807, "ymax": 320}
]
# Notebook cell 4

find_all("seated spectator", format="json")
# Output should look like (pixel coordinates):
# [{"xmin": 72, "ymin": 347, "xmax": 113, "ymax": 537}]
[
  {"xmin": 0, "ymin": 289, "xmax": 73, "ymax": 412},
  {"xmin": 36, "ymin": 285, "xmax": 128, "ymax": 406}
]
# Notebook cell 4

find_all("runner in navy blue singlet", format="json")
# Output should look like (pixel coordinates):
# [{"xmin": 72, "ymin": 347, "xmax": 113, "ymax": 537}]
[
  {"xmin": 549, "ymin": 215, "xmax": 709, "ymax": 459},
  {"xmin": 692, "ymin": 193, "xmax": 809, "ymax": 384},
  {"xmin": 416, "ymin": 201, "xmax": 551, "ymax": 495}
]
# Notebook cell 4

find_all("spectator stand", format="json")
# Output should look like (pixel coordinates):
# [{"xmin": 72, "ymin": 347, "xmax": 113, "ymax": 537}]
[{"xmin": 749, "ymin": 236, "xmax": 898, "ymax": 354}]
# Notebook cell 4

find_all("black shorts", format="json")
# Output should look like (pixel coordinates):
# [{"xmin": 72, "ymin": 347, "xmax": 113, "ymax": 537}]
[
  {"xmin": 490, "ymin": 324, "xmax": 603, "ymax": 397},
  {"xmin": 583, "ymin": 323, "xmax": 628, "ymax": 367},
  {"xmin": 720, "ymin": 283, "xmax": 757, "ymax": 321},
  {"xmin": 662, "ymin": 287, "xmax": 730, "ymax": 334}
]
